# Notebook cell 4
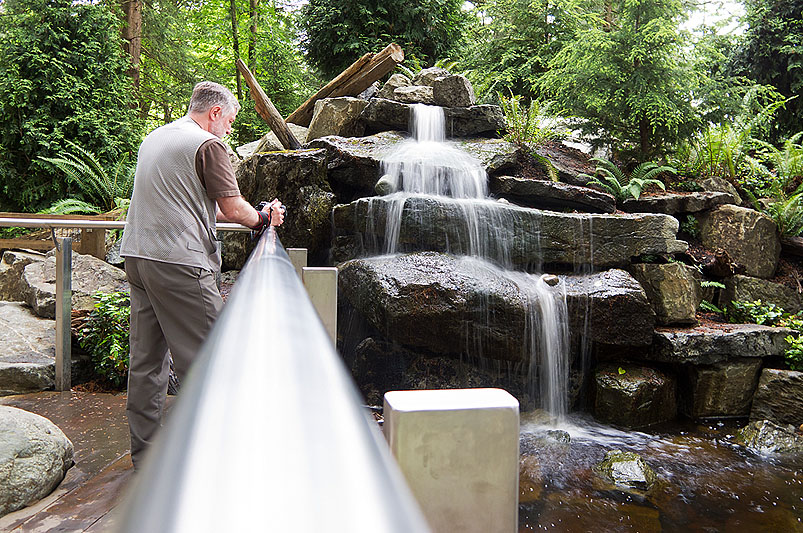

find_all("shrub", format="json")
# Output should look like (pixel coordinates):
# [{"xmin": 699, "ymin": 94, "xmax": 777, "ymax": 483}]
[
  {"xmin": 497, "ymin": 92, "xmax": 566, "ymax": 148},
  {"xmin": 77, "ymin": 291, "xmax": 131, "ymax": 389}
]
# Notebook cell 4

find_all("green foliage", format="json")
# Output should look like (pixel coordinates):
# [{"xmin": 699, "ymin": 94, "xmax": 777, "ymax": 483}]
[
  {"xmin": 752, "ymin": 131, "xmax": 803, "ymax": 197},
  {"xmin": 700, "ymin": 280, "xmax": 726, "ymax": 290},
  {"xmin": 699, "ymin": 300, "xmax": 724, "ymax": 314},
  {"xmin": 497, "ymin": 92, "xmax": 565, "ymax": 147},
  {"xmin": 679, "ymin": 214, "xmax": 701, "ymax": 238},
  {"xmin": 538, "ymin": 0, "xmax": 697, "ymax": 158},
  {"xmin": 762, "ymin": 193, "xmax": 803, "ymax": 238},
  {"xmin": 298, "ymin": 0, "xmax": 469, "ymax": 78},
  {"xmin": 729, "ymin": 0, "xmax": 803, "ymax": 142},
  {"xmin": 77, "ymin": 291, "xmax": 131, "ymax": 389},
  {"xmin": 0, "ymin": 0, "xmax": 143, "ymax": 211},
  {"xmin": 578, "ymin": 157, "xmax": 672, "ymax": 202},
  {"xmin": 783, "ymin": 335, "xmax": 803, "ymax": 371},
  {"xmin": 38, "ymin": 142, "xmax": 135, "ymax": 214}
]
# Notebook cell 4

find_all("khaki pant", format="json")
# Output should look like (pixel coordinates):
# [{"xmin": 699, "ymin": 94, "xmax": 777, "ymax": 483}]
[{"xmin": 125, "ymin": 257, "xmax": 223, "ymax": 468}]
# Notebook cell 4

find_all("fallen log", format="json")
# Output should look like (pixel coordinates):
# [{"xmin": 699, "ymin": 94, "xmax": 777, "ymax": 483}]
[
  {"xmin": 236, "ymin": 59, "xmax": 301, "ymax": 150},
  {"xmin": 286, "ymin": 43, "xmax": 404, "ymax": 127}
]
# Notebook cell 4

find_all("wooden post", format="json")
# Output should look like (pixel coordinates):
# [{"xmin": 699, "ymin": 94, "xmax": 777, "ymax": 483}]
[
  {"xmin": 236, "ymin": 59, "xmax": 301, "ymax": 150},
  {"xmin": 286, "ymin": 43, "xmax": 404, "ymax": 127}
]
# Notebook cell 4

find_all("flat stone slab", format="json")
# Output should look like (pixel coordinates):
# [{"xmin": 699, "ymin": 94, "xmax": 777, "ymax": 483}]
[
  {"xmin": 649, "ymin": 323, "xmax": 792, "ymax": 365},
  {"xmin": 621, "ymin": 191, "xmax": 737, "ymax": 214},
  {"xmin": 0, "ymin": 302, "xmax": 55, "ymax": 396},
  {"xmin": 490, "ymin": 176, "xmax": 616, "ymax": 213}
]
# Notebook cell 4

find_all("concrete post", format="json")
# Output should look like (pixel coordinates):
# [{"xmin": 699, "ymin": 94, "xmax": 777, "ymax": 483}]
[
  {"xmin": 55, "ymin": 237, "xmax": 72, "ymax": 392},
  {"xmin": 287, "ymin": 248, "xmax": 308, "ymax": 279},
  {"xmin": 302, "ymin": 267, "xmax": 337, "ymax": 344},
  {"xmin": 383, "ymin": 388, "xmax": 520, "ymax": 533}
]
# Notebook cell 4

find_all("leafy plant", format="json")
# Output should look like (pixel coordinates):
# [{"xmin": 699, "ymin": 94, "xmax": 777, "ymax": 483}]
[
  {"xmin": 752, "ymin": 131, "xmax": 803, "ymax": 197},
  {"xmin": 725, "ymin": 299, "xmax": 803, "ymax": 371},
  {"xmin": 762, "ymin": 193, "xmax": 803, "ymax": 238},
  {"xmin": 699, "ymin": 300, "xmax": 724, "ymax": 314},
  {"xmin": 679, "ymin": 215, "xmax": 701, "ymax": 239},
  {"xmin": 700, "ymin": 280, "xmax": 726, "ymax": 290},
  {"xmin": 39, "ymin": 142, "xmax": 135, "ymax": 215},
  {"xmin": 77, "ymin": 291, "xmax": 131, "ymax": 389},
  {"xmin": 497, "ymin": 92, "xmax": 566, "ymax": 147},
  {"xmin": 578, "ymin": 157, "xmax": 673, "ymax": 202},
  {"xmin": 783, "ymin": 335, "xmax": 803, "ymax": 371}
]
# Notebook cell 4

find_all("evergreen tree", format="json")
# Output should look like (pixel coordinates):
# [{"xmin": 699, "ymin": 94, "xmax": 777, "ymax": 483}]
[
  {"xmin": 539, "ymin": 0, "xmax": 697, "ymax": 159},
  {"xmin": 298, "ymin": 0, "xmax": 469, "ymax": 78},
  {"xmin": 0, "ymin": 0, "xmax": 143, "ymax": 211}
]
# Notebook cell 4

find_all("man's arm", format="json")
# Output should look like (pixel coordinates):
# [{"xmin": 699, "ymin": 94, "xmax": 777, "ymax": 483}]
[{"xmin": 217, "ymin": 196, "xmax": 285, "ymax": 228}]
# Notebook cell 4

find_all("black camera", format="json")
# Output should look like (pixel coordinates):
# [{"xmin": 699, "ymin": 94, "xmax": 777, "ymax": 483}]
[{"xmin": 255, "ymin": 201, "xmax": 287, "ymax": 225}]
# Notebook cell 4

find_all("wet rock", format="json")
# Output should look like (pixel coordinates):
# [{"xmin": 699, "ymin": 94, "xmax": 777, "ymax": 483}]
[
  {"xmin": 490, "ymin": 176, "xmax": 616, "ymax": 213},
  {"xmin": 306, "ymin": 97, "xmax": 368, "ymax": 141},
  {"xmin": 593, "ymin": 364, "xmax": 676, "ymax": 428},
  {"xmin": 105, "ymin": 239, "xmax": 124, "ymax": 267},
  {"xmin": 235, "ymin": 139, "xmax": 261, "ymax": 159},
  {"xmin": 332, "ymin": 196, "xmax": 687, "ymax": 269},
  {"xmin": 358, "ymin": 81, "xmax": 380, "ymax": 99},
  {"xmin": 432, "ymin": 74, "xmax": 476, "ymax": 107},
  {"xmin": 376, "ymin": 73, "xmax": 411, "ymax": 100},
  {"xmin": 456, "ymin": 138, "xmax": 521, "ymax": 175},
  {"xmin": 621, "ymin": 191, "xmax": 737, "ymax": 214},
  {"xmin": 0, "ymin": 405, "xmax": 73, "ymax": 517},
  {"xmin": 629, "ymin": 262, "xmax": 701, "ymax": 325},
  {"xmin": 679, "ymin": 358, "xmax": 763, "ymax": 418},
  {"xmin": 519, "ymin": 455, "xmax": 543, "ymax": 503},
  {"xmin": 722, "ymin": 275, "xmax": 803, "ymax": 313},
  {"xmin": 698, "ymin": 205, "xmax": 780, "ymax": 279},
  {"xmin": 0, "ymin": 250, "xmax": 45, "ymax": 301},
  {"xmin": 22, "ymin": 251, "xmax": 128, "ymax": 319},
  {"xmin": 360, "ymin": 98, "xmax": 504, "ymax": 138},
  {"xmin": 307, "ymin": 131, "xmax": 405, "ymax": 202},
  {"xmin": 375, "ymin": 174, "xmax": 396, "ymax": 195},
  {"xmin": 226, "ymin": 148, "xmax": 335, "ymax": 268},
  {"xmin": 750, "ymin": 368, "xmax": 803, "ymax": 426},
  {"xmin": 254, "ymin": 122, "xmax": 309, "ymax": 152},
  {"xmin": 0, "ymin": 302, "xmax": 55, "ymax": 396},
  {"xmin": 736, "ymin": 419, "xmax": 803, "ymax": 454},
  {"xmin": 412, "ymin": 67, "xmax": 450, "ymax": 86},
  {"xmin": 393, "ymin": 85, "xmax": 435, "ymax": 105},
  {"xmin": 649, "ymin": 323, "xmax": 792, "ymax": 365},
  {"xmin": 593, "ymin": 450, "xmax": 657, "ymax": 490},
  {"xmin": 562, "ymin": 270, "xmax": 655, "ymax": 346},
  {"xmin": 531, "ymin": 143, "xmax": 594, "ymax": 186}
]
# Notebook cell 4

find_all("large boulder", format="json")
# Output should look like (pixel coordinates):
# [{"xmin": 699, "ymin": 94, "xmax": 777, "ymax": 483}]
[
  {"xmin": 360, "ymin": 98, "xmax": 504, "ymax": 138},
  {"xmin": 0, "ymin": 250, "xmax": 45, "ymax": 301},
  {"xmin": 697, "ymin": 205, "xmax": 781, "ymax": 279},
  {"xmin": 306, "ymin": 97, "xmax": 368, "ymax": 141},
  {"xmin": 432, "ymin": 74, "xmax": 476, "ymax": 107},
  {"xmin": 750, "ymin": 368, "xmax": 803, "ymax": 426},
  {"xmin": 736, "ymin": 419, "xmax": 803, "ymax": 454},
  {"xmin": 412, "ymin": 67, "xmax": 450, "ymax": 86},
  {"xmin": 490, "ymin": 176, "xmax": 616, "ymax": 213},
  {"xmin": 376, "ymin": 73, "xmax": 411, "ymax": 99},
  {"xmin": 629, "ymin": 262, "xmax": 701, "ymax": 325},
  {"xmin": 307, "ymin": 131, "xmax": 405, "ymax": 202},
  {"xmin": 456, "ymin": 138, "xmax": 521, "ymax": 176},
  {"xmin": 562, "ymin": 270, "xmax": 655, "ymax": 346},
  {"xmin": 332, "ymin": 196, "xmax": 687, "ymax": 269},
  {"xmin": 593, "ymin": 364, "xmax": 676, "ymax": 428},
  {"xmin": 722, "ymin": 275, "xmax": 802, "ymax": 313},
  {"xmin": 0, "ymin": 302, "xmax": 55, "ymax": 396},
  {"xmin": 649, "ymin": 323, "xmax": 792, "ymax": 365},
  {"xmin": 678, "ymin": 359, "xmax": 763, "ymax": 418},
  {"xmin": 393, "ymin": 85, "xmax": 436, "ymax": 105},
  {"xmin": 254, "ymin": 123, "xmax": 310, "ymax": 153},
  {"xmin": 621, "ymin": 191, "xmax": 738, "ymax": 215},
  {"xmin": 0, "ymin": 406, "xmax": 73, "ymax": 517},
  {"xmin": 699, "ymin": 176, "xmax": 742, "ymax": 206},
  {"xmin": 593, "ymin": 450, "xmax": 657, "ymax": 490},
  {"xmin": 226, "ymin": 148, "xmax": 335, "ymax": 267},
  {"xmin": 338, "ymin": 253, "xmax": 657, "ymax": 363},
  {"xmin": 22, "ymin": 251, "xmax": 128, "ymax": 319}
]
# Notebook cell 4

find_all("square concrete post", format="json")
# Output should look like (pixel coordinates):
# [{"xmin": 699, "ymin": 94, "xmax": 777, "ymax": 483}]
[
  {"xmin": 383, "ymin": 388, "xmax": 520, "ymax": 533},
  {"xmin": 55, "ymin": 237, "xmax": 72, "ymax": 392},
  {"xmin": 302, "ymin": 267, "xmax": 337, "ymax": 344},
  {"xmin": 287, "ymin": 248, "xmax": 308, "ymax": 279}
]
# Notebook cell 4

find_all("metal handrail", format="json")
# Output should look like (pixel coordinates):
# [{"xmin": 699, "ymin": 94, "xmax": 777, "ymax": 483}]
[
  {"xmin": 0, "ymin": 216, "xmax": 251, "ymax": 232},
  {"xmin": 113, "ymin": 228, "xmax": 431, "ymax": 532}
]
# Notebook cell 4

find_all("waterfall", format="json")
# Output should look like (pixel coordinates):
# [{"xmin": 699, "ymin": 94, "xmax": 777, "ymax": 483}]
[{"xmin": 371, "ymin": 103, "xmax": 571, "ymax": 418}]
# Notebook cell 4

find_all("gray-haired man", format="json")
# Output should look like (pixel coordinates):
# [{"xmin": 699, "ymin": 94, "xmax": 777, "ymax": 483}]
[{"xmin": 120, "ymin": 81, "xmax": 284, "ymax": 468}]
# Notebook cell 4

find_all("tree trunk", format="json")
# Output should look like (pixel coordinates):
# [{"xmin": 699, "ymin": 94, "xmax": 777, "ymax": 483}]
[
  {"xmin": 237, "ymin": 59, "xmax": 301, "ymax": 150},
  {"xmin": 229, "ymin": 0, "xmax": 243, "ymax": 100},
  {"xmin": 286, "ymin": 43, "xmax": 404, "ymax": 127},
  {"xmin": 639, "ymin": 116, "xmax": 650, "ymax": 159},
  {"xmin": 248, "ymin": 0, "xmax": 259, "ymax": 71},
  {"xmin": 121, "ymin": 0, "xmax": 143, "ymax": 90}
]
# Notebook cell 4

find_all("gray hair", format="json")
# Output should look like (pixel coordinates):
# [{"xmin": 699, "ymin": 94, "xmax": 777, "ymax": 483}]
[{"xmin": 188, "ymin": 81, "xmax": 241, "ymax": 115}]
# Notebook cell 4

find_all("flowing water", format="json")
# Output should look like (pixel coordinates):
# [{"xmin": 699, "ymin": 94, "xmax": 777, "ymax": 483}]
[{"xmin": 370, "ymin": 103, "xmax": 571, "ymax": 418}]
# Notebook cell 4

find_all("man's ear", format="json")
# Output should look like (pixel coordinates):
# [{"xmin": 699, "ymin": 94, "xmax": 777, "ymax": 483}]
[{"xmin": 209, "ymin": 105, "xmax": 223, "ymax": 120}]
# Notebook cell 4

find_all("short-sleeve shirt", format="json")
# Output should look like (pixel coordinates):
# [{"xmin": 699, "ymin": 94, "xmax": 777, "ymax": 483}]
[{"xmin": 195, "ymin": 139, "xmax": 241, "ymax": 199}]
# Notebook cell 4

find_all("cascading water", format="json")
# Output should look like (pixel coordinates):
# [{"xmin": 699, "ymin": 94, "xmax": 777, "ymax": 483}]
[{"xmin": 370, "ymin": 103, "xmax": 571, "ymax": 418}]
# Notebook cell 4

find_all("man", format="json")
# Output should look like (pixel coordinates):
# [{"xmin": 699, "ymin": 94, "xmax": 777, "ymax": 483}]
[{"xmin": 120, "ymin": 81, "xmax": 284, "ymax": 468}]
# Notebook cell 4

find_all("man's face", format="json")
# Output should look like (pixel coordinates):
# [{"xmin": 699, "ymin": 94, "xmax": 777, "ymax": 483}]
[{"xmin": 208, "ymin": 106, "xmax": 237, "ymax": 138}]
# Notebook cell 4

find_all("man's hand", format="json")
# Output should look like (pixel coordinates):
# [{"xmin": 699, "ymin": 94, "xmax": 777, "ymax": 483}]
[{"xmin": 262, "ymin": 198, "xmax": 285, "ymax": 226}]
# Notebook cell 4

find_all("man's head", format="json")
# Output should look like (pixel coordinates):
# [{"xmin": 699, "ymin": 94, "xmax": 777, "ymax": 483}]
[{"xmin": 187, "ymin": 81, "xmax": 241, "ymax": 138}]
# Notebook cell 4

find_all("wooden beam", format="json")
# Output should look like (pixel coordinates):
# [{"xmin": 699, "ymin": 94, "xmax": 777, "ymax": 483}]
[
  {"xmin": 236, "ymin": 59, "xmax": 301, "ymax": 150},
  {"xmin": 286, "ymin": 43, "xmax": 404, "ymax": 127}
]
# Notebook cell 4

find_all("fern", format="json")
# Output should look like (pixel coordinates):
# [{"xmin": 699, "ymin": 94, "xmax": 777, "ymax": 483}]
[{"xmin": 579, "ymin": 157, "xmax": 670, "ymax": 202}]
